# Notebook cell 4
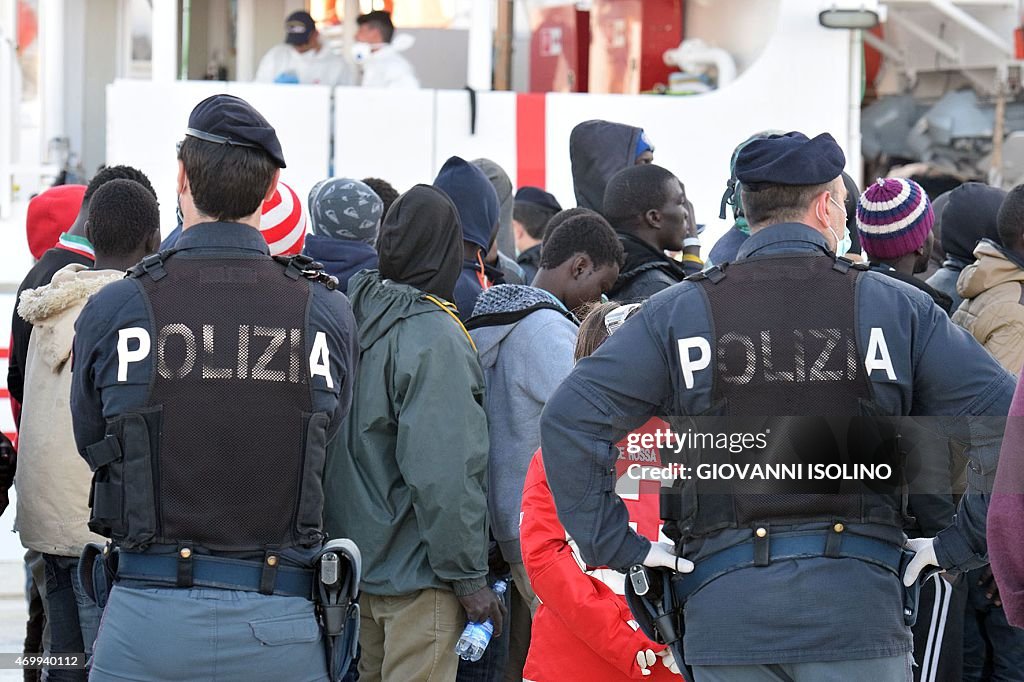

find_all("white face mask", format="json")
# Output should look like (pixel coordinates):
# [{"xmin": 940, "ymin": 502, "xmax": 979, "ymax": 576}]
[
  {"xmin": 351, "ymin": 42, "xmax": 383, "ymax": 62},
  {"xmin": 351, "ymin": 42, "xmax": 371, "ymax": 62},
  {"xmin": 827, "ymin": 196, "xmax": 852, "ymax": 257}
]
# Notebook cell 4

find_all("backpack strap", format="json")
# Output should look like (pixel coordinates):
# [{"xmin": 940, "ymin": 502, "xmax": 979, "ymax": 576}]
[
  {"xmin": 127, "ymin": 249, "xmax": 178, "ymax": 282},
  {"xmin": 832, "ymin": 255, "xmax": 870, "ymax": 276},
  {"xmin": 273, "ymin": 254, "xmax": 340, "ymax": 291},
  {"xmin": 687, "ymin": 262, "xmax": 728, "ymax": 284}
]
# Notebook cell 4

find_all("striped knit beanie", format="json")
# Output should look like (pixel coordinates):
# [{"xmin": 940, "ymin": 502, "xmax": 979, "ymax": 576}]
[
  {"xmin": 260, "ymin": 181, "xmax": 307, "ymax": 256},
  {"xmin": 856, "ymin": 177, "xmax": 934, "ymax": 261}
]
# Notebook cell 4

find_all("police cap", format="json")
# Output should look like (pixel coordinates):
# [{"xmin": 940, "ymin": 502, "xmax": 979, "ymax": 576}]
[
  {"xmin": 185, "ymin": 94, "xmax": 286, "ymax": 168},
  {"xmin": 515, "ymin": 186, "xmax": 562, "ymax": 213},
  {"xmin": 734, "ymin": 132, "xmax": 845, "ymax": 192}
]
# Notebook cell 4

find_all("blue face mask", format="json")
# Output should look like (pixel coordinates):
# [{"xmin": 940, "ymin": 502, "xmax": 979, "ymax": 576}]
[
  {"xmin": 833, "ymin": 226, "xmax": 852, "ymax": 258},
  {"xmin": 828, "ymin": 197, "xmax": 852, "ymax": 258}
]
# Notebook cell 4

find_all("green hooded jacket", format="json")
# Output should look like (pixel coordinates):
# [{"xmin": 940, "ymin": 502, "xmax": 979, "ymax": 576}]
[{"xmin": 324, "ymin": 269, "xmax": 490, "ymax": 597}]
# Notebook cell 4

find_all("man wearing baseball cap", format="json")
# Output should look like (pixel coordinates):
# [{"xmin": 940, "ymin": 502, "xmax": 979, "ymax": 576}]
[
  {"xmin": 255, "ymin": 10, "xmax": 351, "ymax": 86},
  {"xmin": 70, "ymin": 94, "xmax": 358, "ymax": 680},
  {"xmin": 541, "ymin": 131, "xmax": 1013, "ymax": 680},
  {"xmin": 513, "ymin": 186, "xmax": 562, "ymax": 284}
]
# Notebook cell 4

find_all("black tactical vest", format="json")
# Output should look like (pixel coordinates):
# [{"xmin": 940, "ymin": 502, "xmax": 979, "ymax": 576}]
[
  {"xmin": 85, "ymin": 251, "xmax": 332, "ymax": 553},
  {"xmin": 662, "ymin": 254, "xmax": 905, "ymax": 539}
]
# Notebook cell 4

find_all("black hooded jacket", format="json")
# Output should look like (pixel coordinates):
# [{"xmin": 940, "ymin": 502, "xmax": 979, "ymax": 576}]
[
  {"xmin": 377, "ymin": 184, "xmax": 463, "ymax": 302},
  {"xmin": 570, "ymin": 120, "xmax": 644, "ymax": 211},
  {"xmin": 926, "ymin": 182, "xmax": 1006, "ymax": 311}
]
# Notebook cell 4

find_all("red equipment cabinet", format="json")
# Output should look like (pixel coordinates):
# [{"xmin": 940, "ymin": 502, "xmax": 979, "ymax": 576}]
[
  {"xmin": 588, "ymin": 0, "xmax": 683, "ymax": 94},
  {"xmin": 528, "ymin": 4, "xmax": 590, "ymax": 93},
  {"xmin": 528, "ymin": 0, "xmax": 683, "ymax": 94}
]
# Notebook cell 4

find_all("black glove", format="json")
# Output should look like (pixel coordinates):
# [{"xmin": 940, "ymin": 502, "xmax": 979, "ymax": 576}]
[{"xmin": 0, "ymin": 432, "xmax": 16, "ymax": 517}]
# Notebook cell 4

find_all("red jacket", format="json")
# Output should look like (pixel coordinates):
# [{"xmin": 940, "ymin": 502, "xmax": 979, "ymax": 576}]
[{"xmin": 521, "ymin": 419, "xmax": 683, "ymax": 681}]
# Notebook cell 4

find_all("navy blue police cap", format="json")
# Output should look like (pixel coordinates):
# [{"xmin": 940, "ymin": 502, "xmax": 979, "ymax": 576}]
[
  {"xmin": 734, "ymin": 132, "xmax": 845, "ymax": 191},
  {"xmin": 515, "ymin": 186, "xmax": 562, "ymax": 213},
  {"xmin": 185, "ymin": 94, "xmax": 287, "ymax": 168}
]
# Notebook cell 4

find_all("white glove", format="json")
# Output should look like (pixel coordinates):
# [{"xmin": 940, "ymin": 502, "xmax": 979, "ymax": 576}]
[
  {"xmin": 636, "ymin": 649, "xmax": 657, "ymax": 676},
  {"xmin": 903, "ymin": 537, "xmax": 940, "ymax": 587},
  {"xmin": 658, "ymin": 648, "xmax": 683, "ymax": 676},
  {"xmin": 644, "ymin": 542, "xmax": 694, "ymax": 573}
]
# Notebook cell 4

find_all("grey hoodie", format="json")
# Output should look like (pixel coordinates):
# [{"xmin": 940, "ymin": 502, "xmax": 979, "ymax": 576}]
[
  {"xmin": 467, "ymin": 285, "xmax": 578, "ymax": 562},
  {"xmin": 472, "ymin": 157, "xmax": 516, "ymax": 262}
]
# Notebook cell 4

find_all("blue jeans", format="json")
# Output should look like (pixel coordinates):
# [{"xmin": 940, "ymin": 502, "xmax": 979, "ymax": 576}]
[
  {"xmin": 963, "ymin": 567, "xmax": 1024, "ymax": 681},
  {"xmin": 42, "ymin": 554, "xmax": 100, "ymax": 682},
  {"xmin": 24, "ymin": 551, "xmax": 47, "ymax": 682},
  {"xmin": 90, "ymin": 585, "xmax": 329, "ymax": 681}
]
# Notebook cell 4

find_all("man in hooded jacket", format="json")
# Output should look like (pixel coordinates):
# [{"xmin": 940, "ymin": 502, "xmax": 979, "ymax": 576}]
[
  {"xmin": 473, "ymin": 158, "xmax": 527, "ymax": 285},
  {"xmin": 302, "ymin": 177, "xmax": 382, "ymax": 294},
  {"xmin": 923, "ymin": 192, "xmax": 951, "ymax": 280},
  {"xmin": 570, "ymin": 119, "xmax": 654, "ymax": 211},
  {"xmin": 926, "ymin": 182, "xmax": 1006, "ymax": 311},
  {"xmin": 951, "ymin": 184, "xmax": 1024, "ymax": 681},
  {"xmin": 466, "ymin": 213, "xmax": 624, "ymax": 681},
  {"xmin": 323, "ymin": 185, "xmax": 504, "ymax": 682},
  {"xmin": 953, "ymin": 184, "xmax": 1024, "ymax": 374},
  {"xmin": 434, "ymin": 156, "xmax": 502, "ymax": 320}
]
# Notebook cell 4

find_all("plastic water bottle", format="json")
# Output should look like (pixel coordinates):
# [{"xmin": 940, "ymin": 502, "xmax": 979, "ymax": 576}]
[{"xmin": 454, "ymin": 580, "xmax": 508, "ymax": 662}]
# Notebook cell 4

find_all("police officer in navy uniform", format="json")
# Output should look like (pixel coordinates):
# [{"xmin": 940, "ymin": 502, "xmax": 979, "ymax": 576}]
[
  {"xmin": 71, "ymin": 94, "xmax": 357, "ymax": 681},
  {"xmin": 540, "ymin": 132, "xmax": 1014, "ymax": 681}
]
